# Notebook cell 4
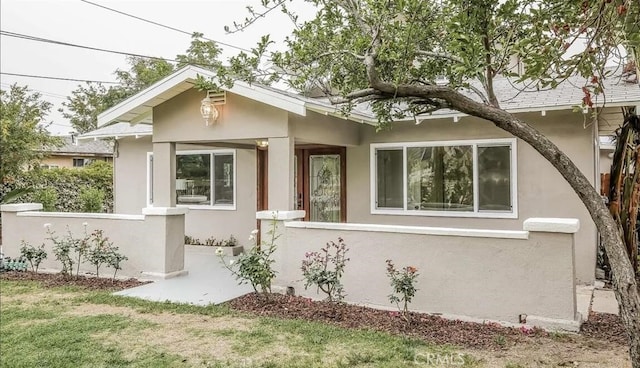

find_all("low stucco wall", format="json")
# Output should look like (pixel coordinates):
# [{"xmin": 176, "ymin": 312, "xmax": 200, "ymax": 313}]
[
  {"xmin": 261, "ymin": 213, "xmax": 579, "ymax": 329},
  {"xmin": 1, "ymin": 204, "xmax": 186, "ymax": 279}
]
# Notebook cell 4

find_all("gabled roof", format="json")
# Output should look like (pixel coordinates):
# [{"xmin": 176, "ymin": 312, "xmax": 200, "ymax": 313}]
[
  {"xmin": 47, "ymin": 136, "xmax": 112, "ymax": 156},
  {"xmin": 78, "ymin": 123, "xmax": 152, "ymax": 141},
  {"xmin": 97, "ymin": 66, "xmax": 307, "ymax": 127},
  {"xmin": 97, "ymin": 65, "xmax": 640, "ymax": 128}
]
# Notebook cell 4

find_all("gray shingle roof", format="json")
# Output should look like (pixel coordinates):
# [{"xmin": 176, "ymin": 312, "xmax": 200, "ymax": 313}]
[
  {"xmin": 275, "ymin": 69, "xmax": 640, "ymax": 121},
  {"xmin": 48, "ymin": 136, "xmax": 112, "ymax": 155}
]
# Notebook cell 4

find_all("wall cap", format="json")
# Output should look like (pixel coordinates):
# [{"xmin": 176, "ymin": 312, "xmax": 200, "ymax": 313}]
[
  {"xmin": 256, "ymin": 210, "xmax": 306, "ymax": 221},
  {"xmin": 285, "ymin": 221, "xmax": 529, "ymax": 239},
  {"xmin": 523, "ymin": 218, "xmax": 580, "ymax": 233},
  {"xmin": 17, "ymin": 211, "xmax": 145, "ymax": 221},
  {"xmin": 142, "ymin": 207, "xmax": 189, "ymax": 216},
  {"xmin": 1, "ymin": 203, "xmax": 43, "ymax": 212}
]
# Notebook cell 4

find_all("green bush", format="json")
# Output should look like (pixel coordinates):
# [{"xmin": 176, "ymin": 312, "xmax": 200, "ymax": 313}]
[
  {"xmin": 80, "ymin": 187, "xmax": 105, "ymax": 213},
  {"xmin": 33, "ymin": 187, "xmax": 58, "ymax": 212},
  {"xmin": 0, "ymin": 161, "xmax": 113, "ymax": 212}
]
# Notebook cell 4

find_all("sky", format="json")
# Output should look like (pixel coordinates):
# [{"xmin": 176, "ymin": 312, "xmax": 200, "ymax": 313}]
[{"xmin": 0, "ymin": 0, "xmax": 309, "ymax": 135}]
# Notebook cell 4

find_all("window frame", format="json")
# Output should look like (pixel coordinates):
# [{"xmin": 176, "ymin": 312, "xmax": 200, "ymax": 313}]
[
  {"xmin": 370, "ymin": 138, "xmax": 518, "ymax": 219},
  {"xmin": 146, "ymin": 149, "xmax": 237, "ymax": 211},
  {"xmin": 72, "ymin": 158, "xmax": 86, "ymax": 167}
]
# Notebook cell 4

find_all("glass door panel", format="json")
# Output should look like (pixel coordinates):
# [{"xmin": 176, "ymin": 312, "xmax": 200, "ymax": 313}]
[{"xmin": 309, "ymin": 154, "xmax": 341, "ymax": 222}]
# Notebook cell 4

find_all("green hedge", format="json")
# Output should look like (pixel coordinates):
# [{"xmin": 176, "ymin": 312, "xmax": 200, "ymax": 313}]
[{"xmin": 1, "ymin": 161, "xmax": 113, "ymax": 213}]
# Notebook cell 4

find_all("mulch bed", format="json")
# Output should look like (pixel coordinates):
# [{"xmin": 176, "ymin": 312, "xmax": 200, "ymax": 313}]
[
  {"xmin": 229, "ymin": 293, "xmax": 630, "ymax": 350},
  {"xmin": 229, "ymin": 292, "xmax": 548, "ymax": 350},
  {"xmin": 579, "ymin": 311, "xmax": 629, "ymax": 345},
  {"xmin": 0, "ymin": 270, "xmax": 149, "ymax": 291}
]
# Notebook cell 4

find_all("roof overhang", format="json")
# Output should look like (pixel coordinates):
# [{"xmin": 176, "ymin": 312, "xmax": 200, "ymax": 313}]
[{"xmin": 97, "ymin": 66, "xmax": 307, "ymax": 127}]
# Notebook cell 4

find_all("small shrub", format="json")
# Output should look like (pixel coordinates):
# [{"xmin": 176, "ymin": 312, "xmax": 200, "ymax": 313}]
[
  {"xmin": 79, "ymin": 187, "xmax": 105, "ymax": 213},
  {"xmin": 219, "ymin": 225, "xmax": 276, "ymax": 295},
  {"xmin": 184, "ymin": 235, "xmax": 201, "ymax": 245},
  {"xmin": 107, "ymin": 246, "xmax": 128, "ymax": 280},
  {"xmin": 33, "ymin": 188, "xmax": 58, "ymax": 212},
  {"xmin": 86, "ymin": 229, "xmax": 114, "ymax": 277},
  {"xmin": 222, "ymin": 235, "xmax": 238, "ymax": 247},
  {"xmin": 386, "ymin": 259, "xmax": 419, "ymax": 322},
  {"xmin": 72, "ymin": 223, "xmax": 91, "ymax": 277},
  {"xmin": 46, "ymin": 225, "xmax": 74, "ymax": 276},
  {"xmin": 301, "ymin": 238, "xmax": 350, "ymax": 302},
  {"xmin": 19, "ymin": 241, "xmax": 47, "ymax": 273},
  {"xmin": 204, "ymin": 237, "xmax": 219, "ymax": 246}
]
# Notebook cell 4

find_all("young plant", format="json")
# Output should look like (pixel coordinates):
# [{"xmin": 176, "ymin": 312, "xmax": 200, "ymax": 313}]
[
  {"xmin": 301, "ymin": 237, "xmax": 350, "ymax": 302},
  {"xmin": 19, "ymin": 241, "xmax": 47, "ymax": 273},
  {"xmin": 385, "ymin": 259, "xmax": 419, "ymax": 323},
  {"xmin": 218, "ymin": 225, "xmax": 277, "ymax": 295},
  {"xmin": 223, "ymin": 235, "xmax": 238, "ymax": 247},
  {"xmin": 86, "ymin": 229, "xmax": 112, "ymax": 277},
  {"xmin": 106, "ymin": 246, "xmax": 128, "ymax": 280},
  {"xmin": 72, "ymin": 223, "xmax": 91, "ymax": 277},
  {"xmin": 46, "ymin": 224, "xmax": 74, "ymax": 276}
]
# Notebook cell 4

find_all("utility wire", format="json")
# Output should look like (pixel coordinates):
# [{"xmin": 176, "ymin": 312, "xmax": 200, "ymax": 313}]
[
  {"xmin": 0, "ymin": 30, "xmax": 222, "ymax": 69},
  {"xmin": 0, "ymin": 71, "xmax": 120, "ymax": 84},
  {"xmin": 0, "ymin": 82, "xmax": 69, "ymax": 99},
  {"xmin": 79, "ymin": 0, "xmax": 253, "ymax": 53}
]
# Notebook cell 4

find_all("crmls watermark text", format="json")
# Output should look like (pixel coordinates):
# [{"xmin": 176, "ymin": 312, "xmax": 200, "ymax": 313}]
[{"xmin": 416, "ymin": 352, "xmax": 466, "ymax": 366}]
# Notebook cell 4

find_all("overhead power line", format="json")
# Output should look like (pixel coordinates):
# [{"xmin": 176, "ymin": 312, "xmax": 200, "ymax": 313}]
[
  {"xmin": 0, "ymin": 71, "xmax": 120, "ymax": 84},
  {"xmin": 0, "ymin": 30, "xmax": 221, "ymax": 69},
  {"xmin": 79, "ymin": 0, "xmax": 253, "ymax": 53}
]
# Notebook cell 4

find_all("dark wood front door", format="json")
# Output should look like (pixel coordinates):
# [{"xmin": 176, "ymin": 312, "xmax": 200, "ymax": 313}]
[{"xmin": 295, "ymin": 147, "xmax": 346, "ymax": 222}]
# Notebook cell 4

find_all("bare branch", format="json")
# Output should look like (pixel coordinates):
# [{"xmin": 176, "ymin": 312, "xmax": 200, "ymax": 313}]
[
  {"xmin": 415, "ymin": 50, "xmax": 463, "ymax": 63},
  {"xmin": 226, "ymin": 0, "xmax": 286, "ymax": 34}
]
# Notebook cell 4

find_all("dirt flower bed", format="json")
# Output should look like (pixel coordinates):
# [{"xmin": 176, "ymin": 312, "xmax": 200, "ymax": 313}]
[
  {"xmin": 580, "ymin": 311, "xmax": 629, "ymax": 345},
  {"xmin": 229, "ymin": 292, "xmax": 629, "ymax": 350},
  {"xmin": 0, "ymin": 270, "xmax": 149, "ymax": 291}
]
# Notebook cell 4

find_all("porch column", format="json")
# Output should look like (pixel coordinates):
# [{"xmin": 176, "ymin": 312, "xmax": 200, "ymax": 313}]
[
  {"xmin": 152, "ymin": 142, "xmax": 176, "ymax": 207},
  {"xmin": 268, "ymin": 137, "xmax": 295, "ymax": 210}
]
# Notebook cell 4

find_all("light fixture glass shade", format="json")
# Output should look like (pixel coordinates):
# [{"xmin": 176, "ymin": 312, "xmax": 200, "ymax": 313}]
[{"xmin": 200, "ymin": 95, "xmax": 219, "ymax": 125}]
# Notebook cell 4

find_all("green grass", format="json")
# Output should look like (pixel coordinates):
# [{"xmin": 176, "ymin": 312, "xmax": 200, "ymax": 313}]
[{"xmin": 0, "ymin": 279, "xmax": 479, "ymax": 368}]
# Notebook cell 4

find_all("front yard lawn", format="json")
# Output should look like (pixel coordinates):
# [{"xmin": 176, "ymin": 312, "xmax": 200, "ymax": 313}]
[{"xmin": 0, "ymin": 276, "xmax": 631, "ymax": 367}]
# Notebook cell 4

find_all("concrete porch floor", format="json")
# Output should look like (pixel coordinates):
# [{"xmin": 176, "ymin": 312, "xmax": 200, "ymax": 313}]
[{"xmin": 114, "ymin": 246, "xmax": 252, "ymax": 305}]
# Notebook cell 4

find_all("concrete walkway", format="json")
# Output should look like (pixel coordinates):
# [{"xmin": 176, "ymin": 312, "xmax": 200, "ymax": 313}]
[
  {"xmin": 591, "ymin": 287, "xmax": 619, "ymax": 315},
  {"xmin": 114, "ymin": 246, "xmax": 252, "ymax": 306},
  {"xmin": 576, "ymin": 282, "xmax": 619, "ymax": 323}
]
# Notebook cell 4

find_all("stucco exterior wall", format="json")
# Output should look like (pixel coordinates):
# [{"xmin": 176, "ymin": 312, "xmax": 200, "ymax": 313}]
[
  {"xmin": 1, "ymin": 204, "xmax": 186, "ymax": 279},
  {"xmin": 266, "ymin": 217, "xmax": 578, "ymax": 329},
  {"xmin": 114, "ymin": 137, "xmax": 256, "ymax": 245},
  {"xmin": 114, "ymin": 137, "xmax": 151, "ymax": 214},
  {"xmin": 289, "ymin": 111, "xmax": 361, "ymax": 146},
  {"xmin": 153, "ymin": 88, "xmax": 289, "ymax": 143},
  {"xmin": 347, "ymin": 110, "xmax": 597, "ymax": 283}
]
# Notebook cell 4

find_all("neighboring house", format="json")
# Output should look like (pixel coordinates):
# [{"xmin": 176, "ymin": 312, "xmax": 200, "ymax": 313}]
[{"xmin": 40, "ymin": 134, "xmax": 113, "ymax": 169}]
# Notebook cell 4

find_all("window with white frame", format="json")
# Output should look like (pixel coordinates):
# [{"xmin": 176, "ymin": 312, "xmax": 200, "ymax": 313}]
[
  {"xmin": 147, "ymin": 150, "xmax": 236, "ymax": 208},
  {"xmin": 372, "ymin": 139, "xmax": 516, "ymax": 218}
]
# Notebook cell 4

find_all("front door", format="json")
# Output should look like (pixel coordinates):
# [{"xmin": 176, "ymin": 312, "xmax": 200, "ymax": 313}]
[{"xmin": 296, "ymin": 147, "xmax": 346, "ymax": 222}]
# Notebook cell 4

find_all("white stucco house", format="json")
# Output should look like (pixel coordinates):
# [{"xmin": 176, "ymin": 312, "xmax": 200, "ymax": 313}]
[{"xmin": 3, "ymin": 65, "xmax": 639, "ymax": 330}]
